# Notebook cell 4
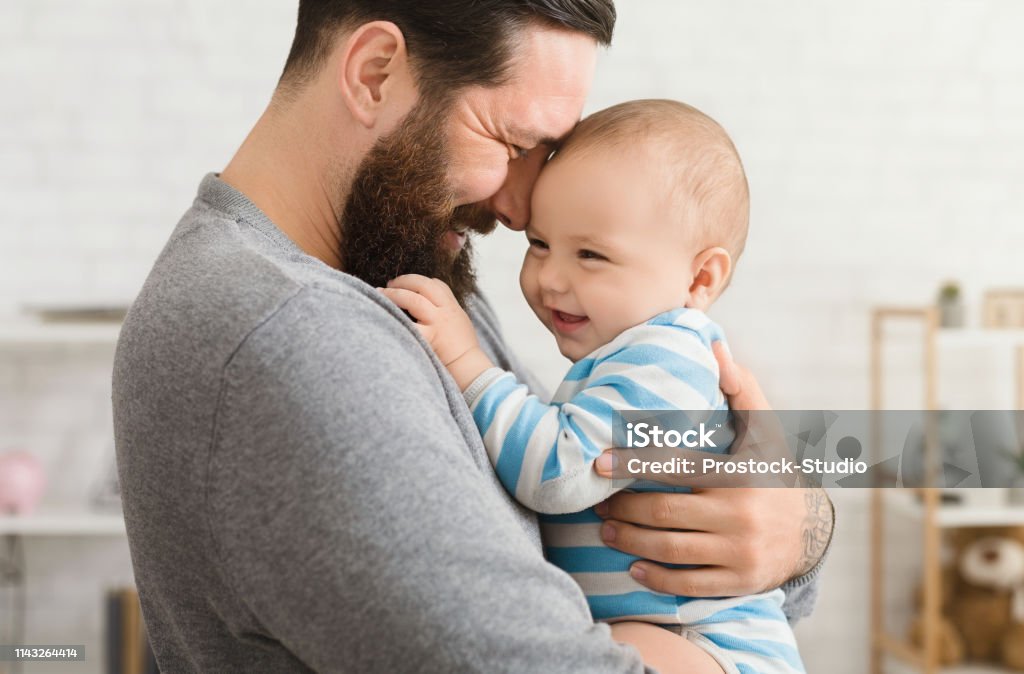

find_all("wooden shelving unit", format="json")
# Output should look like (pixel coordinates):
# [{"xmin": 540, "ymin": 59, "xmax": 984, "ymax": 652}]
[
  {"xmin": 889, "ymin": 665, "xmax": 1015, "ymax": 674},
  {"xmin": 0, "ymin": 508, "xmax": 126, "ymax": 537},
  {"xmin": 0, "ymin": 319, "xmax": 124, "ymax": 536},
  {"xmin": 870, "ymin": 307, "xmax": 1024, "ymax": 674},
  {"xmin": 886, "ymin": 491, "xmax": 1024, "ymax": 527},
  {"xmin": 0, "ymin": 320, "xmax": 121, "ymax": 347},
  {"xmin": 0, "ymin": 317, "xmax": 126, "ymax": 674}
]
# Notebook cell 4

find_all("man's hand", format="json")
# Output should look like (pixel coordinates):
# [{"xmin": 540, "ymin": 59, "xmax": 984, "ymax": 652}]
[
  {"xmin": 378, "ymin": 274, "xmax": 494, "ymax": 390},
  {"xmin": 712, "ymin": 342, "xmax": 768, "ymax": 409},
  {"xmin": 593, "ymin": 487, "xmax": 833, "ymax": 597},
  {"xmin": 592, "ymin": 342, "xmax": 834, "ymax": 597}
]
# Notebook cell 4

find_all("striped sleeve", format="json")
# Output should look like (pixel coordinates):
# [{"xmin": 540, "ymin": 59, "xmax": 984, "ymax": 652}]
[{"xmin": 466, "ymin": 323, "xmax": 722, "ymax": 514}]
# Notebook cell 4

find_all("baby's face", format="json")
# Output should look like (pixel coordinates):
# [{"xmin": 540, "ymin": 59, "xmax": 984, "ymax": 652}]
[{"xmin": 520, "ymin": 149, "xmax": 699, "ymax": 362}]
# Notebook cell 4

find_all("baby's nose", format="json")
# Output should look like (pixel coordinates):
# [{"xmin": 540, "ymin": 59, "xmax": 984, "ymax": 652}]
[{"xmin": 537, "ymin": 263, "xmax": 569, "ymax": 294}]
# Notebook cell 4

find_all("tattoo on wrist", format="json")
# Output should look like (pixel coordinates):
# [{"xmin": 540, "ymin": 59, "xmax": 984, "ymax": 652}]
[{"xmin": 798, "ymin": 489, "xmax": 833, "ymax": 575}]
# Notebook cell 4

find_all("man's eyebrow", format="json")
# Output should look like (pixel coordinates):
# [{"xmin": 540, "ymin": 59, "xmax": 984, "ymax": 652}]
[
  {"xmin": 535, "ymin": 135, "xmax": 565, "ymax": 148},
  {"xmin": 508, "ymin": 125, "xmax": 573, "ymax": 149}
]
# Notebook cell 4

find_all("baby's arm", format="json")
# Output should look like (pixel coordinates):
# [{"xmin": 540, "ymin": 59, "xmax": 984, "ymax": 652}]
[
  {"xmin": 381, "ymin": 275, "xmax": 723, "ymax": 514},
  {"xmin": 462, "ymin": 366, "xmax": 621, "ymax": 512},
  {"xmin": 380, "ymin": 274, "xmax": 620, "ymax": 511}
]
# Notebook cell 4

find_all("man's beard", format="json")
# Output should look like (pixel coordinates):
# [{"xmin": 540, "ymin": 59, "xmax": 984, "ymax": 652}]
[{"xmin": 340, "ymin": 97, "xmax": 497, "ymax": 305}]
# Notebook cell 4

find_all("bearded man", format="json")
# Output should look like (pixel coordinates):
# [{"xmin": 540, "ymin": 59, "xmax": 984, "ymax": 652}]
[{"xmin": 112, "ymin": 2, "xmax": 832, "ymax": 671}]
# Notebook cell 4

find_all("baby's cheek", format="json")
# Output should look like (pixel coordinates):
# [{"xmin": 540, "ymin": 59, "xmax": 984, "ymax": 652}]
[
  {"xmin": 518, "ymin": 258, "xmax": 539, "ymax": 305},
  {"xmin": 593, "ymin": 288, "xmax": 644, "ymax": 337}
]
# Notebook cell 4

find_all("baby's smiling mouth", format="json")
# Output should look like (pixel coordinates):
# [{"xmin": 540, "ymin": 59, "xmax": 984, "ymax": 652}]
[{"xmin": 551, "ymin": 309, "xmax": 589, "ymax": 333}]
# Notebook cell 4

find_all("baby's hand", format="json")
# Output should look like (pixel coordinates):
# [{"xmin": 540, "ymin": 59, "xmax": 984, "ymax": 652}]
[{"xmin": 378, "ymin": 274, "xmax": 480, "ymax": 367}]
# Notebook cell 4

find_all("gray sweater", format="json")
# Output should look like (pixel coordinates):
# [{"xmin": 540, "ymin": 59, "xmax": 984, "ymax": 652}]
[{"xmin": 112, "ymin": 174, "xmax": 821, "ymax": 673}]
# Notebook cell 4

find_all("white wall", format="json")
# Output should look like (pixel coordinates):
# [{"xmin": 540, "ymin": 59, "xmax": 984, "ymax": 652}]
[
  {"xmin": 0, "ymin": 0, "xmax": 295, "ymax": 311},
  {"xmin": 477, "ymin": 0, "xmax": 1024, "ymax": 409},
  {"xmin": 2, "ymin": 2, "xmax": 1023, "ymax": 673}
]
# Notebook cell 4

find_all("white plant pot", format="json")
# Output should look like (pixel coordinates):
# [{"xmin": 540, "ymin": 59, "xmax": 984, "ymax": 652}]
[{"xmin": 938, "ymin": 299, "xmax": 965, "ymax": 328}]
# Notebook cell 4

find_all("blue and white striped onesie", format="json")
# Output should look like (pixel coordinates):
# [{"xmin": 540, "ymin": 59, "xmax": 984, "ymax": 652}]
[{"xmin": 463, "ymin": 308, "xmax": 805, "ymax": 674}]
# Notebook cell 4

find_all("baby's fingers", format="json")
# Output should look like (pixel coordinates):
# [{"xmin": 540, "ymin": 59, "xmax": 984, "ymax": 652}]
[
  {"xmin": 387, "ymin": 274, "xmax": 453, "ymax": 307},
  {"xmin": 378, "ymin": 287, "xmax": 436, "ymax": 323}
]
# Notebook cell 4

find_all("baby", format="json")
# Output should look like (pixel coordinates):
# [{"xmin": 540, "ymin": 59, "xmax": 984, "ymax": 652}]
[{"xmin": 381, "ymin": 100, "xmax": 804, "ymax": 674}]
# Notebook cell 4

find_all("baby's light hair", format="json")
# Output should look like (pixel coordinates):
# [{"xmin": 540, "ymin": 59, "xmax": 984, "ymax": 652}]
[{"xmin": 552, "ymin": 99, "xmax": 750, "ymax": 266}]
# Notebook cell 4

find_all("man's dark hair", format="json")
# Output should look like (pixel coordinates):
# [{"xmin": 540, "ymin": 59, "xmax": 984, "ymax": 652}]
[{"xmin": 280, "ymin": 1, "xmax": 615, "ymax": 95}]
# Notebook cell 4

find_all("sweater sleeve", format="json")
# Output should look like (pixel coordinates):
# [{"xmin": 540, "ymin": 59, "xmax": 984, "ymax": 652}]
[
  {"xmin": 466, "ymin": 324, "xmax": 724, "ymax": 514},
  {"xmin": 205, "ymin": 289, "xmax": 651, "ymax": 674}
]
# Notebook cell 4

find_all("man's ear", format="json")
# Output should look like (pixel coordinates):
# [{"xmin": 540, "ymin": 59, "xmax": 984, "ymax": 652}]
[
  {"xmin": 688, "ymin": 247, "xmax": 732, "ymax": 311},
  {"xmin": 337, "ymin": 21, "xmax": 413, "ymax": 129}
]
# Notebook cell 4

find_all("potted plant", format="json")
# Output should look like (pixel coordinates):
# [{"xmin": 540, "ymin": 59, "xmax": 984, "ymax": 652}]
[{"xmin": 937, "ymin": 282, "xmax": 965, "ymax": 328}]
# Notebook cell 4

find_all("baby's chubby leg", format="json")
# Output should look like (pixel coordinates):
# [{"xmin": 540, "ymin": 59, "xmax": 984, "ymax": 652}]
[{"xmin": 611, "ymin": 621, "xmax": 725, "ymax": 674}]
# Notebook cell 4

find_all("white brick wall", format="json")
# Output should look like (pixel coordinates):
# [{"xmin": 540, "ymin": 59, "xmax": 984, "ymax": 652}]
[
  {"xmin": 479, "ymin": 0, "xmax": 1024, "ymax": 410},
  {"xmin": 0, "ymin": 1, "xmax": 296, "ymax": 311},
  {"xmin": 2, "ymin": 2, "xmax": 1023, "ymax": 672}
]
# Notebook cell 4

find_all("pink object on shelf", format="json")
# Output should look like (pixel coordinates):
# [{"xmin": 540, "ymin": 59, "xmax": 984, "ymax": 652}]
[{"xmin": 0, "ymin": 450, "xmax": 47, "ymax": 515}]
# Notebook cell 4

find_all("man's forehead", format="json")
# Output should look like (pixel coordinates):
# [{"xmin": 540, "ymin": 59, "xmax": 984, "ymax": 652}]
[
  {"xmin": 497, "ymin": 84, "xmax": 589, "ymax": 148},
  {"xmin": 511, "ymin": 23, "xmax": 597, "ymax": 88},
  {"xmin": 497, "ymin": 25, "xmax": 597, "ymax": 142}
]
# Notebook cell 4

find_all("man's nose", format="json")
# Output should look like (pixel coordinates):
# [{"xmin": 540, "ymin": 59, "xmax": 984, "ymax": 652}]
[{"xmin": 487, "ymin": 149, "xmax": 547, "ymax": 231}]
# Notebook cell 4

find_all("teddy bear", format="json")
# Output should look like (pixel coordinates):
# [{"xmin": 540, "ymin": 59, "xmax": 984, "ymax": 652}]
[{"xmin": 907, "ymin": 525, "xmax": 1024, "ymax": 670}]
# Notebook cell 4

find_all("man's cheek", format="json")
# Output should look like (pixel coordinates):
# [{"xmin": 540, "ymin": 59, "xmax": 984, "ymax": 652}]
[{"xmin": 450, "ymin": 153, "xmax": 509, "ymax": 206}]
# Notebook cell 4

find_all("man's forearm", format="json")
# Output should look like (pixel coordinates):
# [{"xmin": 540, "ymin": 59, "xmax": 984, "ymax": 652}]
[
  {"xmin": 798, "ymin": 488, "xmax": 835, "ymax": 577},
  {"xmin": 780, "ymin": 488, "xmax": 835, "ymax": 624}
]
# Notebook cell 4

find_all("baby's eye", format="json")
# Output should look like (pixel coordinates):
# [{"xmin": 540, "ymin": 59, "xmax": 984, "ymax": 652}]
[
  {"xmin": 528, "ymin": 237, "xmax": 549, "ymax": 250},
  {"xmin": 578, "ymin": 249, "xmax": 607, "ymax": 261},
  {"xmin": 510, "ymin": 145, "xmax": 529, "ymax": 160}
]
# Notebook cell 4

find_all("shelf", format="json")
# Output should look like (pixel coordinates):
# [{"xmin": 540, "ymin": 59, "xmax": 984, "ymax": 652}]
[
  {"xmin": 872, "ymin": 307, "xmax": 1024, "ymax": 674},
  {"xmin": 887, "ymin": 490, "xmax": 1024, "ymax": 527},
  {"xmin": 936, "ymin": 328, "xmax": 1024, "ymax": 348},
  {"xmin": 0, "ymin": 507, "xmax": 126, "ymax": 536},
  {"xmin": 889, "ymin": 662, "xmax": 1014, "ymax": 674},
  {"xmin": 882, "ymin": 632, "xmax": 1018, "ymax": 673},
  {"xmin": 0, "ymin": 321, "xmax": 122, "ymax": 346}
]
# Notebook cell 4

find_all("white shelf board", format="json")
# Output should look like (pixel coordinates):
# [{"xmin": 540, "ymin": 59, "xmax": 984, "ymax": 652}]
[
  {"xmin": 0, "ymin": 507, "xmax": 126, "ymax": 536},
  {"xmin": 886, "ymin": 490, "xmax": 1024, "ymax": 527},
  {"xmin": 0, "ymin": 321, "xmax": 122, "ymax": 346},
  {"xmin": 889, "ymin": 660, "xmax": 1013, "ymax": 674},
  {"xmin": 936, "ymin": 328, "xmax": 1024, "ymax": 348}
]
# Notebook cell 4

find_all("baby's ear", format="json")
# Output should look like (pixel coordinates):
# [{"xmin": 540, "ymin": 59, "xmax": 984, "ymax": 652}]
[{"xmin": 688, "ymin": 247, "xmax": 732, "ymax": 311}]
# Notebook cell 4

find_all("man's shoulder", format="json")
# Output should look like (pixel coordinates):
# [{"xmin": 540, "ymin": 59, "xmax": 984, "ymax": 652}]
[
  {"xmin": 114, "ymin": 197, "xmax": 434, "ymax": 402},
  {"xmin": 228, "ymin": 283, "xmax": 440, "ymax": 389}
]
